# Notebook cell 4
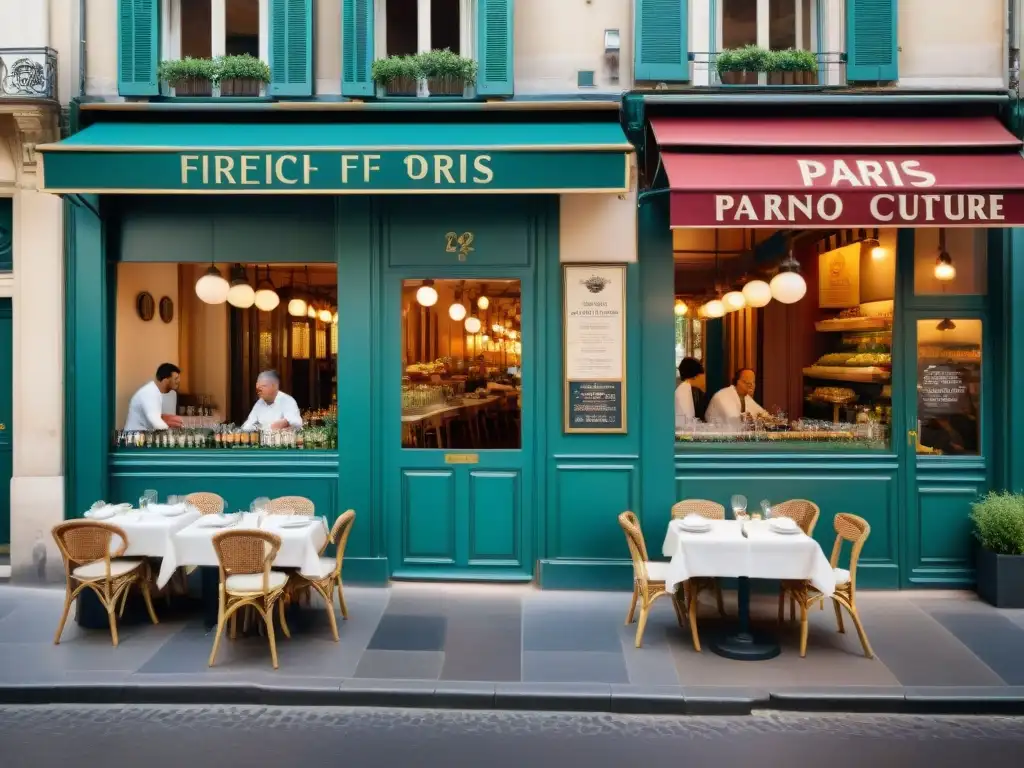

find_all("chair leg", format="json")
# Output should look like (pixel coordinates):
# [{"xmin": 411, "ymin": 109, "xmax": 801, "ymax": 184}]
[
  {"xmin": 263, "ymin": 606, "xmax": 279, "ymax": 670},
  {"xmin": 118, "ymin": 586, "xmax": 130, "ymax": 619},
  {"xmin": 209, "ymin": 589, "xmax": 228, "ymax": 667},
  {"xmin": 337, "ymin": 579, "xmax": 349, "ymax": 619},
  {"xmin": 798, "ymin": 601, "xmax": 809, "ymax": 658},
  {"xmin": 278, "ymin": 597, "xmax": 291, "ymax": 640},
  {"xmin": 625, "ymin": 584, "xmax": 638, "ymax": 624},
  {"xmin": 833, "ymin": 599, "xmax": 846, "ymax": 633},
  {"xmin": 106, "ymin": 600, "xmax": 120, "ymax": 647},
  {"xmin": 634, "ymin": 604, "xmax": 649, "ymax": 648},
  {"xmin": 140, "ymin": 577, "xmax": 159, "ymax": 625},
  {"xmin": 687, "ymin": 590, "xmax": 702, "ymax": 653},
  {"xmin": 324, "ymin": 585, "xmax": 339, "ymax": 642},
  {"xmin": 53, "ymin": 589, "xmax": 74, "ymax": 645},
  {"xmin": 845, "ymin": 603, "xmax": 874, "ymax": 659},
  {"xmin": 713, "ymin": 581, "xmax": 726, "ymax": 617}
]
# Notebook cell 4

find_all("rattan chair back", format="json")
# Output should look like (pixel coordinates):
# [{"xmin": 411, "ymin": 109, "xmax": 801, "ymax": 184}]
[
  {"xmin": 618, "ymin": 511, "xmax": 653, "ymax": 583},
  {"xmin": 267, "ymin": 496, "xmax": 315, "ymax": 516},
  {"xmin": 771, "ymin": 499, "xmax": 820, "ymax": 535},
  {"xmin": 212, "ymin": 529, "xmax": 282, "ymax": 581},
  {"xmin": 671, "ymin": 499, "xmax": 725, "ymax": 520},
  {"xmin": 829, "ymin": 513, "xmax": 871, "ymax": 591},
  {"xmin": 330, "ymin": 509, "xmax": 357, "ymax": 574},
  {"xmin": 186, "ymin": 492, "xmax": 226, "ymax": 515},
  {"xmin": 52, "ymin": 520, "xmax": 127, "ymax": 572}
]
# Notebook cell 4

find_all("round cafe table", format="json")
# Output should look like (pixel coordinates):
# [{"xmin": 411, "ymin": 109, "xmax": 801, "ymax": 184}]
[{"xmin": 708, "ymin": 576, "xmax": 781, "ymax": 661}]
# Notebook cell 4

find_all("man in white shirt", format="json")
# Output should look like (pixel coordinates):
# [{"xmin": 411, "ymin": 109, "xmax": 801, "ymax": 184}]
[
  {"xmin": 705, "ymin": 367, "xmax": 767, "ymax": 427},
  {"xmin": 241, "ymin": 370, "xmax": 303, "ymax": 431},
  {"xmin": 124, "ymin": 363, "xmax": 183, "ymax": 431}
]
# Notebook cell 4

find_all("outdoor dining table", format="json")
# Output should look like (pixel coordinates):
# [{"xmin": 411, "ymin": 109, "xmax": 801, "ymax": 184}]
[{"xmin": 661, "ymin": 517, "xmax": 836, "ymax": 660}]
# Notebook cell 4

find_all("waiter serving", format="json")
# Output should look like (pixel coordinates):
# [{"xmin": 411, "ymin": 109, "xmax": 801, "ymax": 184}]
[
  {"xmin": 705, "ymin": 367, "xmax": 767, "ymax": 427},
  {"xmin": 241, "ymin": 370, "xmax": 303, "ymax": 431},
  {"xmin": 124, "ymin": 363, "xmax": 183, "ymax": 431}
]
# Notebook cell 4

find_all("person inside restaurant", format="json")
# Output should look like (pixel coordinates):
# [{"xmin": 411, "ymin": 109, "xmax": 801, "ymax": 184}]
[
  {"xmin": 124, "ymin": 363, "xmax": 183, "ymax": 431},
  {"xmin": 705, "ymin": 367, "xmax": 768, "ymax": 427},
  {"xmin": 240, "ymin": 370, "xmax": 303, "ymax": 432},
  {"xmin": 674, "ymin": 357, "xmax": 707, "ymax": 429}
]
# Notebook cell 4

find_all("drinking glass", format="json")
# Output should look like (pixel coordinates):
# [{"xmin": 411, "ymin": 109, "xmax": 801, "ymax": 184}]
[
  {"xmin": 251, "ymin": 496, "xmax": 271, "ymax": 517},
  {"xmin": 167, "ymin": 495, "xmax": 181, "ymax": 505},
  {"xmin": 760, "ymin": 499, "xmax": 772, "ymax": 519},
  {"xmin": 730, "ymin": 494, "xmax": 747, "ymax": 519}
]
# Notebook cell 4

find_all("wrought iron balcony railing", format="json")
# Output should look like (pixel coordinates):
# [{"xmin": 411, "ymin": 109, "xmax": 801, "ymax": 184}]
[
  {"xmin": 687, "ymin": 51, "xmax": 846, "ymax": 88},
  {"xmin": 0, "ymin": 48, "xmax": 58, "ymax": 101}
]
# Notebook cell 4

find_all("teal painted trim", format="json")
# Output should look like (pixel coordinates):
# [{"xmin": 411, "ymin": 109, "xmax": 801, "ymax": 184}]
[
  {"xmin": 0, "ymin": 198, "xmax": 11, "ymax": 271},
  {"xmin": 0, "ymin": 298, "xmax": 11, "ymax": 545},
  {"xmin": 676, "ymin": 443, "xmax": 893, "ymax": 454},
  {"xmin": 1004, "ymin": 230, "xmax": 1024, "ymax": 492},
  {"xmin": 391, "ymin": 569, "xmax": 533, "ymax": 582},
  {"xmin": 708, "ymin": 0, "xmax": 717, "ymax": 55},
  {"xmin": 538, "ymin": 559, "xmax": 633, "ymax": 591},
  {"xmin": 109, "ymin": 450, "xmax": 339, "ymax": 470},
  {"xmin": 341, "ymin": 557, "xmax": 390, "ymax": 585}
]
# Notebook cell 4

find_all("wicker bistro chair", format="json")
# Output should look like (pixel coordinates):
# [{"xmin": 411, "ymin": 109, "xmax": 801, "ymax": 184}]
[
  {"xmin": 669, "ymin": 499, "xmax": 727, "ymax": 619},
  {"xmin": 208, "ymin": 529, "xmax": 291, "ymax": 670},
  {"xmin": 770, "ymin": 499, "xmax": 822, "ymax": 620},
  {"xmin": 51, "ymin": 520, "xmax": 159, "ymax": 646},
  {"xmin": 288, "ymin": 510, "xmax": 356, "ymax": 641},
  {"xmin": 779, "ymin": 513, "xmax": 875, "ymax": 659},
  {"xmin": 186, "ymin": 492, "xmax": 226, "ymax": 515},
  {"xmin": 267, "ymin": 496, "xmax": 315, "ymax": 516},
  {"xmin": 618, "ymin": 512, "xmax": 691, "ymax": 649}
]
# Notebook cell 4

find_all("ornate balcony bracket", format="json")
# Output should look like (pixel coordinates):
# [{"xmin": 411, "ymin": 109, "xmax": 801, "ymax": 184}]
[{"xmin": 0, "ymin": 48, "xmax": 58, "ymax": 102}]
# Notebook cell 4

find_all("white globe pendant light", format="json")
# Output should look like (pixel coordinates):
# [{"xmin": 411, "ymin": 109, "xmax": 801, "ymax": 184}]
[
  {"xmin": 416, "ymin": 280, "xmax": 439, "ymax": 307},
  {"xmin": 307, "ymin": 305, "xmax": 317, "ymax": 319},
  {"xmin": 448, "ymin": 302, "xmax": 467, "ymax": 322},
  {"xmin": 477, "ymin": 295, "xmax": 489, "ymax": 310},
  {"xmin": 674, "ymin": 299, "xmax": 688, "ymax": 316},
  {"xmin": 464, "ymin": 315, "xmax": 482, "ymax": 334},
  {"xmin": 318, "ymin": 308, "xmax": 333, "ymax": 324},
  {"xmin": 722, "ymin": 291, "xmax": 746, "ymax": 312},
  {"xmin": 703, "ymin": 299, "xmax": 726, "ymax": 318},
  {"xmin": 195, "ymin": 265, "xmax": 230, "ymax": 305},
  {"xmin": 253, "ymin": 268, "xmax": 280, "ymax": 312},
  {"xmin": 770, "ymin": 254, "xmax": 807, "ymax": 304},
  {"xmin": 287, "ymin": 297, "xmax": 308, "ymax": 317},
  {"xmin": 741, "ymin": 280, "xmax": 772, "ymax": 308},
  {"xmin": 226, "ymin": 265, "xmax": 255, "ymax": 309}
]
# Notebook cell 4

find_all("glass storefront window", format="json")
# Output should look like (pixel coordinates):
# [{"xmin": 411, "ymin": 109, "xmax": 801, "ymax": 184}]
[
  {"xmin": 674, "ymin": 228, "xmax": 896, "ymax": 450},
  {"xmin": 401, "ymin": 279, "xmax": 521, "ymax": 449},
  {"xmin": 914, "ymin": 228, "xmax": 988, "ymax": 295},
  {"xmin": 916, "ymin": 319, "xmax": 982, "ymax": 456},
  {"xmin": 113, "ymin": 263, "xmax": 337, "ymax": 450}
]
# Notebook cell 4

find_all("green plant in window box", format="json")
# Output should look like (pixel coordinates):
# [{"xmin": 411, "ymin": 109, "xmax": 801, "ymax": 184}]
[
  {"xmin": 716, "ymin": 45, "xmax": 771, "ymax": 85},
  {"xmin": 768, "ymin": 49, "xmax": 818, "ymax": 86},
  {"xmin": 418, "ymin": 48, "xmax": 477, "ymax": 96},
  {"xmin": 971, "ymin": 491, "xmax": 1024, "ymax": 608},
  {"xmin": 371, "ymin": 55, "xmax": 421, "ymax": 97},
  {"xmin": 216, "ymin": 54, "xmax": 271, "ymax": 97},
  {"xmin": 158, "ymin": 57, "xmax": 217, "ymax": 97}
]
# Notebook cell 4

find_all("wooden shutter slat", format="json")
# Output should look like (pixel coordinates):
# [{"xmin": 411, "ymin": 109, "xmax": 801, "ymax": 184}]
[
  {"xmin": 477, "ymin": 0, "xmax": 514, "ymax": 97},
  {"xmin": 118, "ymin": 0, "xmax": 160, "ymax": 96},
  {"xmin": 846, "ymin": 0, "xmax": 898, "ymax": 82},
  {"xmin": 342, "ymin": 0, "xmax": 375, "ymax": 97},
  {"xmin": 634, "ymin": 0, "xmax": 689, "ymax": 82},
  {"xmin": 270, "ymin": 0, "xmax": 313, "ymax": 97}
]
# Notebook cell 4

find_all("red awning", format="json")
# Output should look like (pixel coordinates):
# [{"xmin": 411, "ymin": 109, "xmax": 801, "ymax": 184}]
[{"xmin": 652, "ymin": 117, "xmax": 1024, "ymax": 228}]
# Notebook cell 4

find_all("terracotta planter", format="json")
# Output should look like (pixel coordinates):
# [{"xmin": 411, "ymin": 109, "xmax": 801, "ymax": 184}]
[
  {"xmin": 378, "ymin": 76, "xmax": 419, "ymax": 97},
  {"xmin": 768, "ymin": 70, "xmax": 818, "ymax": 85},
  {"xmin": 427, "ymin": 76, "xmax": 466, "ymax": 96},
  {"xmin": 170, "ymin": 77, "xmax": 213, "ymax": 97},
  {"xmin": 719, "ymin": 70, "xmax": 758, "ymax": 85},
  {"xmin": 220, "ymin": 78, "xmax": 263, "ymax": 97}
]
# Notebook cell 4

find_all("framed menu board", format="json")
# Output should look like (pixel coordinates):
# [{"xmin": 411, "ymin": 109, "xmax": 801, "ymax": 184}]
[{"xmin": 563, "ymin": 264, "xmax": 627, "ymax": 433}]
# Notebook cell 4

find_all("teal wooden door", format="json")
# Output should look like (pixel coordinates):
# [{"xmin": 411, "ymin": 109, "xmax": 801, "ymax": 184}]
[{"xmin": 0, "ymin": 299, "xmax": 11, "ymax": 548}]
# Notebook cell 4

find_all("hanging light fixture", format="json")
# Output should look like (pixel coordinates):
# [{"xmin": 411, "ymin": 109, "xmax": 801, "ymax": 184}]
[
  {"xmin": 195, "ymin": 263, "xmax": 230, "ymax": 304},
  {"xmin": 332, "ymin": 312, "xmax": 338, "ymax": 325},
  {"xmin": 703, "ymin": 299, "xmax": 726, "ymax": 318},
  {"xmin": 318, "ymin": 308, "xmax": 333, "ymax": 324},
  {"xmin": 477, "ymin": 294, "xmax": 489, "ymax": 310},
  {"xmin": 449, "ymin": 284, "xmax": 467, "ymax": 321},
  {"xmin": 770, "ymin": 252, "xmax": 807, "ymax": 304},
  {"xmin": 307, "ymin": 305, "xmax": 317, "ymax": 319},
  {"xmin": 416, "ymin": 279, "xmax": 439, "ymax": 307},
  {"xmin": 226, "ymin": 264, "xmax": 255, "ymax": 309},
  {"xmin": 287, "ymin": 268, "xmax": 310, "ymax": 317},
  {"xmin": 253, "ymin": 266, "xmax": 280, "ymax": 312},
  {"xmin": 934, "ymin": 231, "xmax": 956, "ymax": 281},
  {"xmin": 674, "ymin": 299, "xmax": 688, "ymax": 316},
  {"xmin": 722, "ymin": 290, "xmax": 746, "ymax": 312},
  {"xmin": 464, "ymin": 311, "xmax": 482, "ymax": 334},
  {"xmin": 741, "ymin": 279, "xmax": 772, "ymax": 308},
  {"xmin": 936, "ymin": 318, "xmax": 957, "ymax": 331}
]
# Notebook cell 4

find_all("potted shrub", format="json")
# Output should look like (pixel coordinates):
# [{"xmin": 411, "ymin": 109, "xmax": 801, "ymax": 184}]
[
  {"xmin": 971, "ymin": 491, "xmax": 1024, "ymax": 608},
  {"xmin": 419, "ymin": 48, "xmax": 477, "ymax": 96},
  {"xmin": 371, "ymin": 55, "xmax": 420, "ymax": 97},
  {"xmin": 769, "ymin": 49, "xmax": 818, "ymax": 85},
  {"xmin": 716, "ymin": 45, "xmax": 770, "ymax": 85},
  {"xmin": 217, "ymin": 54, "xmax": 270, "ymax": 96},
  {"xmin": 158, "ymin": 56, "xmax": 217, "ymax": 96}
]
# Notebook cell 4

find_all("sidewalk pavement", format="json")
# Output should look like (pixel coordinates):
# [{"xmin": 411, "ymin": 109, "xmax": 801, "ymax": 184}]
[{"xmin": 0, "ymin": 581, "xmax": 1022, "ymax": 715}]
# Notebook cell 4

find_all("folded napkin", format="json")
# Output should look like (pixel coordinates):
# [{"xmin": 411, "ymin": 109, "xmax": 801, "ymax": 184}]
[
  {"xmin": 681, "ymin": 514, "xmax": 711, "ymax": 528},
  {"xmin": 84, "ymin": 507, "xmax": 116, "ymax": 519},
  {"xmin": 769, "ymin": 516, "xmax": 798, "ymax": 531},
  {"xmin": 148, "ymin": 503, "xmax": 186, "ymax": 516}
]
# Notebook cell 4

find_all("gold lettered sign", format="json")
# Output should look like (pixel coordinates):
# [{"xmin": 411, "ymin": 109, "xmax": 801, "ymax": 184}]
[
  {"xmin": 818, "ymin": 244, "xmax": 861, "ymax": 308},
  {"xmin": 445, "ymin": 231, "xmax": 475, "ymax": 261},
  {"xmin": 445, "ymin": 453, "xmax": 479, "ymax": 464}
]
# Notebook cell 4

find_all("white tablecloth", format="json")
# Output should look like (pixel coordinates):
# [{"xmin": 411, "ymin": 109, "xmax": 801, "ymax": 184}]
[
  {"xmin": 660, "ymin": 519, "xmax": 836, "ymax": 596},
  {"xmin": 97, "ymin": 508, "xmax": 202, "ymax": 588},
  {"xmin": 171, "ymin": 513, "xmax": 328, "ymax": 581}
]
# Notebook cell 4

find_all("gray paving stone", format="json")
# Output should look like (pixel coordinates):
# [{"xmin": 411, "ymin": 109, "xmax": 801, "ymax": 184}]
[
  {"xmin": 923, "ymin": 610, "xmax": 1024, "ymax": 685},
  {"xmin": 367, "ymin": 614, "xmax": 447, "ymax": 651},
  {"xmin": 522, "ymin": 650, "xmax": 628, "ymax": 684},
  {"xmin": 353, "ymin": 650, "xmax": 444, "ymax": 680}
]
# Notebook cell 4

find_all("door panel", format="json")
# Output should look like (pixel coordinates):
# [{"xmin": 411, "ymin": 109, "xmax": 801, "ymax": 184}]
[
  {"xmin": 468, "ymin": 470, "xmax": 521, "ymax": 563},
  {"xmin": 401, "ymin": 469, "xmax": 457, "ymax": 563},
  {"xmin": 0, "ymin": 299, "xmax": 11, "ymax": 548}
]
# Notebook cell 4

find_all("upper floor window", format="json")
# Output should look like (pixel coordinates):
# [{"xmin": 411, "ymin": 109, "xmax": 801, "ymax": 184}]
[
  {"xmin": 373, "ymin": 0, "xmax": 474, "ymax": 61},
  {"xmin": 720, "ymin": 0, "xmax": 815, "ymax": 51},
  {"xmin": 163, "ymin": 0, "xmax": 268, "ymax": 64}
]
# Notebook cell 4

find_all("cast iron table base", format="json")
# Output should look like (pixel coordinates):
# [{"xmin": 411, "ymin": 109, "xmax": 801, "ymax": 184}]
[{"xmin": 709, "ymin": 576, "xmax": 781, "ymax": 661}]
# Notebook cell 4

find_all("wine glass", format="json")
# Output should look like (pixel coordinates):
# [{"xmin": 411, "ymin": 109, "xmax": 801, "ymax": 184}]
[
  {"xmin": 730, "ymin": 494, "xmax": 748, "ymax": 519},
  {"xmin": 760, "ymin": 499, "xmax": 773, "ymax": 519},
  {"xmin": 251, "ymin": 496, "xmax": 271, "ymax": 519}
]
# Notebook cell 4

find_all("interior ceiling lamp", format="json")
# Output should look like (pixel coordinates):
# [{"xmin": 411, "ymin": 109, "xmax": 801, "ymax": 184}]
[
  {"xmin": 936, "ymin": 318, "xmax": 957, "ymax": 331},
  {"xmin": 703, "ymin": 299, "xmax": 726, "ymax": 319},
  {"xmin": 934, "ymin": 230, "xmax": 956, "ymax": 281},
  {"xmin": 416, "ymin": 279, "xmax": 439, "ymax": 307},
  {"xmin": 770, "ymin": 252, "xmax": 807, "ymax": 304},
  {"xmin": 862, "ymin": 229, "xmax": 886, "ymax": 260},
  {"xmin": 318, "ymin": 308, "xmax": 333, "ymax": 324},
  {"xmin": 464, "ymin": 313, "xmax": 482, "ymax": 334},
  {"xmin": 741, "ymin": 279, "xmax": 772, "ymax": 308},
  {"xmin": 477, "ymin": 294, "xmax": 490, "ymax": 310},
  {"xmin": 287, "ymin": 268, "xmax": 309, "ymax": 317},
  {"xmin": 253, "ymin": 267, "xmax": 281, "ymax": 312},
  {"xmin": 449, "ymin": 285, "xmax": 467, "ymax": 322},
  {"xmin": 195, "ymin": 263, "xmax": 230, "ymax": 305},
  {"xmin": 722, "ymin": 290, "xmax": 746, "ymax": 312},
  {"xmin": 226, "ymin": 264, "xmax": 256, "ymax": 309},
  {"xmin": 307, "ymin": 305, "xmax": 317, "ymax": 319},
  {"xmin": 674, "ymin": 299, "xmax": 688, "ymax": 316},
  {"xmin": 332, "ymin": 312, "xmax": 338, "ymax": 325}
]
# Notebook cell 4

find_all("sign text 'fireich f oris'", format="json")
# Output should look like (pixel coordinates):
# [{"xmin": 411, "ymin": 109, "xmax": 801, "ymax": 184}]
[
  {"xmin": 180, "ymin": 151, "xmax": 495, "ymax": 187},
  {"xmin": 710, "ymin": 158, "xmax": 1007, "ymax": 225}
]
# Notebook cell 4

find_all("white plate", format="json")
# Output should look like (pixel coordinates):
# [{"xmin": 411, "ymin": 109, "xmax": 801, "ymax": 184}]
[
  {"xmin": 200, "ymin": 515, "xmax": 238, "ymax": 528},
  {"xmin": 85, "ymin": 509, "xmax": 116, "ymax": 520},
  {"xmin": 279, "ymin": 518, "xmax": 312, "ymax": 529},
  {"xmin": 770, "ymin": 524, "xmax": 802, "ymax": 535},
  {"xmin": 160, "ymin": 507, "xmax": 187, "ymax": 517}
]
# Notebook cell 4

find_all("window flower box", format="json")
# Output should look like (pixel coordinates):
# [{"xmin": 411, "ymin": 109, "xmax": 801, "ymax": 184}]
[
  {"xmin": 372, "ymin": 55, "xmax": 421, "ymax": 97},
  {"xmin": 158, "ymin": 56, "xmax": 216, "ymax": 97},
  {"xmin": 216, "ymin": 54, "xmax": 270, "ymax": 97}
]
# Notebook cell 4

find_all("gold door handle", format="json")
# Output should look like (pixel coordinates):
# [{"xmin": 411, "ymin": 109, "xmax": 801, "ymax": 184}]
[
  {"xmin": 0, "ymin": 423, "xmax": 6, "ymax": 430},
  {"xmin": 907, "ymin": 429, "xmax": 917, "ymax": 446}
]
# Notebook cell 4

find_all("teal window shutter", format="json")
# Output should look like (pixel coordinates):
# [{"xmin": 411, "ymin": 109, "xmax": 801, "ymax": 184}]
[
  {"xmin": 846, "ymin": 0, "xmax": 898, "ymax": 82},
  {"xmin": 342, "ymin": 0, "xmax": 375, "ymax": 97},
  {"xmin": 270, "ymin": 0, "xmax": 313, "ymax": 97},
  {"xmin": 477, "ymin": 0, "xmax": 514, "ymax": 97},
  {"xmin": 634, "ymin": 0, "xmax": 689, "ymax": 82},
  {"xmin": 117, "ymin": 0, "xmax": 160, "ymax": 96}
]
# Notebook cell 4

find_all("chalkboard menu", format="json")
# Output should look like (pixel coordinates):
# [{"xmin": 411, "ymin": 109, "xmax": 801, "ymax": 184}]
[
  {"xmin": 567, "ymin": 381, "xmax": 623, "ymax": 430},
  {"xmin": 918, "ymin": 363, "xmax": 971, "ymax": 416}
]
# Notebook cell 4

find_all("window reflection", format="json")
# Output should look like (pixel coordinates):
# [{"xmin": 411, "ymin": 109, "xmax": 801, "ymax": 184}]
[
  {"xmin": 916, "ymin": 319, "xmax": 982, "ymax": 456},
  {"xmin": 401, "ymin": 279, "xmax": 522, "ymax": 449}
]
